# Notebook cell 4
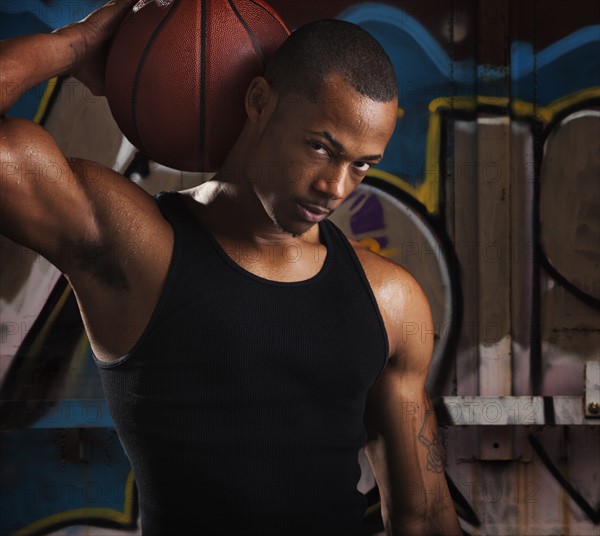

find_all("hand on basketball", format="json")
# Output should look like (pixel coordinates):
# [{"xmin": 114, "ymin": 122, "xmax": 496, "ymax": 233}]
[
  {"xmin": 56, "ymin": 0, "xmax": 138, "ymax": 96},
  {"xmin": 133, "ymin": 0, "xmax": 174, "ymax": 12}
]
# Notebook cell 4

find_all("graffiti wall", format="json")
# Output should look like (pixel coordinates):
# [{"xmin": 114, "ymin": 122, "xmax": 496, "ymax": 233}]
[{"xmin": 1, "ymin": 0, "xmax": 598, "ymax": 534}]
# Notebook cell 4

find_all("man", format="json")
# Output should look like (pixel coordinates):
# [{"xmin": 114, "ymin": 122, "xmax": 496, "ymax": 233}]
[{"xmin": 0, "ymin": 1, "xmax": 462, "ymax": 534}]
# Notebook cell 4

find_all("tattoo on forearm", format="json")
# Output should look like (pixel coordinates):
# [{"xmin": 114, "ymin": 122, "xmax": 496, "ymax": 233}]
[{"xmin": 418, "ymin": 408, "xmax": 444, "ymax": 473}]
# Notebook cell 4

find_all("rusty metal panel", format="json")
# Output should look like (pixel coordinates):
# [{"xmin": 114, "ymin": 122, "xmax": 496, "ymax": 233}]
[
  {"xmin": 439, "ymin": 396, "xmax": 600, "ymax": 425},
  {"xmin": 585, "ymin": 361, "xmax": 600, "ymax": 417}
]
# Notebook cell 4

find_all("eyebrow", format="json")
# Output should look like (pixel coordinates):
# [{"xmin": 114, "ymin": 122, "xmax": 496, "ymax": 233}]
[{"xmin": 307, "ymin": 130, "xmax": 383, "ymax": 162}]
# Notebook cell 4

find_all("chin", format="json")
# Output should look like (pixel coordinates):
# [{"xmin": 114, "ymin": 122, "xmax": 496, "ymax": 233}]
[
  {"xmin": 274, "ymin": 219, "xmax": 308, "ymax": 238},
  {"xmin": 271, "ymin": 214, "xmax": 311, "ymax": 238}
]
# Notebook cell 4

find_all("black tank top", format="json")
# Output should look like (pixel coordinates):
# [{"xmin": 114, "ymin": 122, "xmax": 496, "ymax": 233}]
[{"xmin": 95, "ymin": 191, "xmax": 389, "ymax": 535}]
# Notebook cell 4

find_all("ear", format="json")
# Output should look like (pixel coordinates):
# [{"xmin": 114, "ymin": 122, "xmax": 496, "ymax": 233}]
[{"xmin": 245, "ymin": 76, "xmax": 274, "ymax": 123}]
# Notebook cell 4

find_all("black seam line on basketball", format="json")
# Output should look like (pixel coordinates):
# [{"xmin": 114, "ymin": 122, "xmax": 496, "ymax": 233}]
[
  {"xmin": 131, "ymin": 0, "xmax": 182, "ymax": 157},
  {"xmin": 248, "ymin": 0, "xmax": 287, "ymax": 33},
  {"xmin": 228, "ymin": 0, "xmax": 265, "ymax": 65},
  {"xmin": 199, "ymin": 0, "xmax": 206, "ymax": 170}
]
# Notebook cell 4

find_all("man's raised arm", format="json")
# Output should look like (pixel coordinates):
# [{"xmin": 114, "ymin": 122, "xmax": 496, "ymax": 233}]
[
  {"xmin": 0, "ymin": 0, "xmax": 174, "ymax": 361},
  {"xmin": 0, "ymin": 0, "xmax": 147, "ymax": 266}
]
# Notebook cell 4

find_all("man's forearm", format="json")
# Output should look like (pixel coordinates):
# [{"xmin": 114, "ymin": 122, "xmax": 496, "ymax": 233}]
[
  {"xmin": 0, "ymin": 31, "xmax": 83, "ymax": 115},
  {"xmin": 0, "ymin": 0, "xmax": 137, "ymax": 115},
  {"xmin": 385, "ymin": 500, "xmax": 462, "ymax": 536}
]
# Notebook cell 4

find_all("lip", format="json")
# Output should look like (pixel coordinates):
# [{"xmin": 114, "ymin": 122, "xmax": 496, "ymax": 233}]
[{"xmin": 296, "ymin": 201, "xmax": 331, "ymax": 223}]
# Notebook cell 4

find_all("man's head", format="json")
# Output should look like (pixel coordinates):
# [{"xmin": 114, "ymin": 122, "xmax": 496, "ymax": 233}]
[
  {"xmin": 264, "ymin": 19, "xmax": 398, "ymax": 104},
  {"xmin": 238, "ymin": 19, "xmax": 398, "ymax": 237}
]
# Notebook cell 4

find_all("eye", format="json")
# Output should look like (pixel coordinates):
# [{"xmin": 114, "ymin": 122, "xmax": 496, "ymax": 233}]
[
  {"xmin": 352, "ymin": 161, "xmax": 372, "ymax": 172},
  {"xmin": 308, "ymin": 141, "xmax": 329, "ymax": 156}
]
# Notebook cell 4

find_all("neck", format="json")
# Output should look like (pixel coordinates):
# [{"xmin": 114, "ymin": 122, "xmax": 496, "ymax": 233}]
[{"xmin": 191, "ymin": 176, "xmax": 320, "ymax": 246}]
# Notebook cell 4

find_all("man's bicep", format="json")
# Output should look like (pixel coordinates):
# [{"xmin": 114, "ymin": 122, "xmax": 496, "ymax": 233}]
[
  {"xmin": 1, "ymin": 118, "xmax": 89, "ymax": 256},
  {"xmin": 0, "ymin": 117, "xmax": 148, "ymax": 272}
]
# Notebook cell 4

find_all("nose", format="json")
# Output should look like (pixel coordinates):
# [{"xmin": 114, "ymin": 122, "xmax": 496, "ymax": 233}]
[{"xmin": 312, "ymin": 164, "xmax": 348, "ymax": 200}]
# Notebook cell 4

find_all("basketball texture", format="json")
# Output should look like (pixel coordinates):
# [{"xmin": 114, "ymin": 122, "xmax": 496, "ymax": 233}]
[{"xmin": 105, "ymin": 0, "xmax": 289, "ymax": 172}]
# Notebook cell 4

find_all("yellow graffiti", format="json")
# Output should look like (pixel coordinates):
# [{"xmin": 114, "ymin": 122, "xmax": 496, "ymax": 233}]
[
  {"xmin": 26, "ymin": 284, "xmax": 71, "ymax": 358},
  {"xmin": 13, "ymin": 471, "xmax": 137, "ymax": 536},
  {"xmin": 512, "ymin": 87, "xmax": 600, "ymax": 122},
  {"xmin": 363, "ymin": 499, "xmax": 381, "ymax": 518},
  {"xmin": 359, "ymin": 237, "xmax": 400, "ymax": 258},
  {"xmin": 32, "ymin": 76, "xmax": 58, "ymax": 124},
  {"xmin": 370, "ymin": 86, "xmax": 600, "ymax": 216}
]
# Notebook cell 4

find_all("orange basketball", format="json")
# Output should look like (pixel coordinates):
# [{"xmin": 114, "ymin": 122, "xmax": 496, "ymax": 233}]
[{"xmin": 105, "ymin": 0, "xmax": 289, "ymax": 172}]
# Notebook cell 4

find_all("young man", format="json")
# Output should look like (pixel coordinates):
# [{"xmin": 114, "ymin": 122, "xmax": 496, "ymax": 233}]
[{"xmin": 0, "ymin": 1, "xmax": 462, "ymax": 534}]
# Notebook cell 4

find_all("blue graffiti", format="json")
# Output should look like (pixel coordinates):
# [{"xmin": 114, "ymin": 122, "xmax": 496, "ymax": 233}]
[{"xmin": 339, "ymin": 3, "xmax": 599, "ymax": 187}]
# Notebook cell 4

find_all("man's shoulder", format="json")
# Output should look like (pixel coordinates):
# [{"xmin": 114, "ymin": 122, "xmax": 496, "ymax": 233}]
[
  {"xmin": 345, "ymin": 235, "xmax": 432, "ymax": 355},
  {"xmin": 346, "ymin": 235, "xmax": 414, "ymax": 289}
]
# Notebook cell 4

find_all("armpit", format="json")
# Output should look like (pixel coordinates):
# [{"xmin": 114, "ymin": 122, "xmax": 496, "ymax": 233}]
[{"xmin": 67, "ymin": 240, "xmax": 130, "ymax": 290}]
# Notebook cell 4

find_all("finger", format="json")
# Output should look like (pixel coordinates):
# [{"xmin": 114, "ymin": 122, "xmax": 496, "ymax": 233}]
[{"xmin": 133, "ymin": 0, "xmax": 174, "ymax": 13}]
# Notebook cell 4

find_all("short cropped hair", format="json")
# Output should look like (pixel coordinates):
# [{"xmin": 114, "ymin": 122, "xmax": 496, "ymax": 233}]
[{"xmin": 264, "ymin": 19, "xmax": 398, "ymax": 103}]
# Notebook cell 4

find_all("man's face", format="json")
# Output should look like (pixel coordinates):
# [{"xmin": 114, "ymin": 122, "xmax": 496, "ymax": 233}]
[{"xmin": 249, "ymin": 74, "xmax": 398, "ymax": 237}]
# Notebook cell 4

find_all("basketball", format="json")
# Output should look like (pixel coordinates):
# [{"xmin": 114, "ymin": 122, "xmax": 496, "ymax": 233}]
[{"xmin": 105, "ymin": 0, "xmax": 289, "ymax": 172}]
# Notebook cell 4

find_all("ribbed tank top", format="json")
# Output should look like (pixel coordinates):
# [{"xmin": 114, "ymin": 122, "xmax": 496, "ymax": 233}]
[{"xmin": 95, "ymin": 191, "xmax": 389, "ymax": 535}]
